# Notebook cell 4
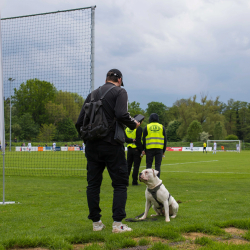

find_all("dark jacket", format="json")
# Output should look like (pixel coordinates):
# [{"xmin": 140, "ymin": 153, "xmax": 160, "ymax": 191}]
[
  {"xmin": 142, "ymin": 113, "xmax": 167, "ymax": 153},
  {"xmin": 75, "ymin": 82, "xmax": 136, "ymax": 145}
]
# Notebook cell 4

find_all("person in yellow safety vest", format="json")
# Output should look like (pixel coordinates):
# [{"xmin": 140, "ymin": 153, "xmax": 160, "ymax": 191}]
[
  {"xmin": 203, "ymin": 142, "xmax": 207, "ymax": 153},
  {"xmin": 142, "ymin": 113, "xmax": 167, "ymax": 178},
  {"xmin": 125, "ymin": 115, "xmax": 144, "ymax": 185}
]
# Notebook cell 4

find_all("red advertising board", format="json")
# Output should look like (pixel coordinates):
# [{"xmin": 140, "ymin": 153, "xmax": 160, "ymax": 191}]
[{"xmin": 166, "ymin": 147, "xmax": 183, "ymax": 151}]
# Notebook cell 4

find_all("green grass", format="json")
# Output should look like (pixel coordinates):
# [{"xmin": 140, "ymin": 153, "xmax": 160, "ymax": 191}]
[{"xmin": 1, "ymin": 151, "xmax": 250, "ymax": 249}]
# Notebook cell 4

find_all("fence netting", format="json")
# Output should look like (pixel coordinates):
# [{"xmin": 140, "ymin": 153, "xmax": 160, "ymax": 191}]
[{"xmin": 0, "ymin": 7, "xmax": 94, "ymax": 176}]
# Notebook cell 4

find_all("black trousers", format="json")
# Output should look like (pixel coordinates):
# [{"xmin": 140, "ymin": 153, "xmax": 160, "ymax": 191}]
[
  {"xmin": 146, "ymin": 148, "xmax": 163, "ymax": 178},
  {"xmin": 85, "ymin": 140, "xmax": 128, "ymax": 222},
  {"xmin": 127, "ymin": 147, "xmax": 142, "ymax": 184}
]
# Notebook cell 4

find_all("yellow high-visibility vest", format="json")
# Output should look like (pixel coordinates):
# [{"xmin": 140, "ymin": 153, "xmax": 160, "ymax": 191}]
[
  {"xmin": 145, "ymin": 122, "xmax": 164, "ymax": 149},
  {"xmin": 125, "ymin": 128, "xmax": 137, "ymax": 148}
]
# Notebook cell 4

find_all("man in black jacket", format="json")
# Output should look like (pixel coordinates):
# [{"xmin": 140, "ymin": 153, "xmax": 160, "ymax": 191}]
[
  {"xmin": 125, "ymin": 116, "xmax": 144, "ymax": 186},
  {"xmin": 142, "ymin": 113, "xmax": 167, "ymax": 178},
  {"xmin": 76, "ymin": 69, "xmax": 139, "ymax": 233}
]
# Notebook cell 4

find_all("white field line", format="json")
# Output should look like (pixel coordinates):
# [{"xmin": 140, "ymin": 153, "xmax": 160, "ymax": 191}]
[
  {"xmin": 140, "ymin": 160, "xmax": 218, "ymax": 168},
  {"xmin": 5, "ymin": 160, "xmax": 250, "ymax": 175},
  {"xmin": 140, "ymin": 160, "xmax": 250, "ymax": 174}
]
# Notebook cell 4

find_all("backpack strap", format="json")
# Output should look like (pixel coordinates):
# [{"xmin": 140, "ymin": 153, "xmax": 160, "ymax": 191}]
[
  {"xmin": 99, "ymin": 85, "xmax": 116, "ymax": 100},
  {"xmin": 99, "ymin": 85, "xmax": 117, "ymax": 128}
]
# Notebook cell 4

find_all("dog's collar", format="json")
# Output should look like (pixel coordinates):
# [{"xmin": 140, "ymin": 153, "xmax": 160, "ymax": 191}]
[{"xmin": 147, "ymin": 183, "xmax": 171, "ymax": 209}]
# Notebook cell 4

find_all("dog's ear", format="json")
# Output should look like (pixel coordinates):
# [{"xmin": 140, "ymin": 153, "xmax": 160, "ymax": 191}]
[
  {"xmin": 154, "ymin": 170, "xmax": 159, "ymax": 176},
  {"xmin": 152, "ymin": 169, "xmax": 155, "ymax": 177}
]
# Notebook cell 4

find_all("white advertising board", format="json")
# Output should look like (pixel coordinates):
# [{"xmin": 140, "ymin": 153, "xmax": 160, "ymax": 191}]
[{"xmin": 182, "ymin": 147, "xmax": 212, "ymax": 151}]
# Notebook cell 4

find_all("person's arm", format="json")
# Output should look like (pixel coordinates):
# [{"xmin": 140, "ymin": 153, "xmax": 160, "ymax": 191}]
[
  {"xmin": 163, "ymin": 126, "xmax": 167, "ymax": 154},
  {"xmin": 125, "ymin": 132, "xmax": 134, "ymax": 144},
  {"xmin": 143, "ymin": 126, "xmax": 148, "ymax": 151},
  {"xmin": 135, "ymin": 127, "xmax": 143, "ymax": 154},
  {"xmin": 114, "ymin": 89, "xmax": 137, "ymax": 130},
  {"xmin": 75, "ymin": 93, "xmax": 91, "ymax": 136}
]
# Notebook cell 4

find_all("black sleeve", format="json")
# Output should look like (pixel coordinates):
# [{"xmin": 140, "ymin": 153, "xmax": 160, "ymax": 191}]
[
  {"xmin": 143, "ymin": 126, "xmax": 148, "ymax": 151},
  {"xmin": 114, "ymin": 89, "xmax": 136, "ymax": 130},
  {"xmin": 125, "ymin": 132, "xmax": 134, "ymax": 143},
  {"xmin": 75, "ymin": 93, "xmax": 91, "ymax": 136},
  {"xmin": 135, "ymin": 127, "xmax": 143, "ymax": 154},
  {"xmin": 163, "ymin": 126, "xmax": 167, "ymax": 153}
]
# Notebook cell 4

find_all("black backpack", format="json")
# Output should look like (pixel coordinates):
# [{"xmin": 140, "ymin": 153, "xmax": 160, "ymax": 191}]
[{"xmin": 80, "ymin": 86, "xmax": 116, "ymax": 141}]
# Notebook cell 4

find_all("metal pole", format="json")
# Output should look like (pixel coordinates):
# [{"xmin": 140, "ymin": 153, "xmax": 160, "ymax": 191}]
[
  {"xmin": 8, "ymin": 78, "xmax": 15, "ymax": 152},
  {"xmin": 90, "ymin": 6, "xmax": 96, "ymax": 92},
  {"xmin": 0, "ymin": 12, "xmax": 6, "ymax": 204},
  {"xmin": 2, "ymin": 151, "xmax": 5, "ymax": 204}
]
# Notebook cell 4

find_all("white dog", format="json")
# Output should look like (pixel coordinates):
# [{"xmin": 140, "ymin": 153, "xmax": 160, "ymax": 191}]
[{"xmin": 139, "ymin": 169, "xmax": 179, "ymax": 222}]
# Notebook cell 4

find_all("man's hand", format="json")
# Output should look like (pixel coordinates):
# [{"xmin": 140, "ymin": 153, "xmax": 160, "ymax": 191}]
[{"xmin": 135, "ymin": 120, "xmax": 140, "ymax": 128}]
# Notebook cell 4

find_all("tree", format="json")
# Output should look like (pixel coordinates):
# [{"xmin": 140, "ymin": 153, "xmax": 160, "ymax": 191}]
[
  {"xmin": 223, "ymin": 99, "xmax": 236, "ymax": 135},
  {"xmin": 175, "ymin": 95, "xmax": 226, "ymax": 140},
  {"xmin": 166, "ymin": 120, "xmax": 181, "ymax": 142},
  {"xmin": 199, "ymin": 131, "xmax": 211, "ymax": 142},
  {"xmin": 187, "ymin": 120, "xmax": 202, "ymax": 142},
  {"xmin": 55, "ymin": 91, "xmax": 82, "ymax": 124},
  {"xmin": 45, "ymin": 101, "xmax": 67, "ymax": 125},
  {"xmin": 70, "ymin": 93, "xmax": 85, "ymax": 110},
  {"xmin": 213, "ymin": 122, "xmax": 224, "ymax": 140},
  {"xmin": 37, "ymin": 124, "xmax": 57, "ymax": 142},
  {"xmin": 225, "ymin": 134, "xmax": 238, "ymax": 140},
  {"xmin": 128, "ymin": 101, "xmax": 148, "ymax": 128},
  {"xmin": 13, "ymin": 79, "xmax": 57, "ymax": 126},
  {"xmin": 128, "ymin": 101, "xmax": 145, "ymax": 117},
  {"xmin": 146, "ymin": 101, "xmax": 168, "ymax": 127},
  {"xmin": 18, "ymin": 113, "xmax": 39, "ymax": 140},
  {"xmin": 55, "ymin": 118, "xmax": 78, "ymax": 141}
]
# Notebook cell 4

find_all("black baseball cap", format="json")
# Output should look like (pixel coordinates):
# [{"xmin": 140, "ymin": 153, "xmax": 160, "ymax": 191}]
[{"xmin": 107, "ymin": 69, "xmax": 124, "ymax": 86}]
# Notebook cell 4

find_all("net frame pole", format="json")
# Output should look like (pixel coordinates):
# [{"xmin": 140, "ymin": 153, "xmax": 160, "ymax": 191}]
[
  {"xmin": 0, "ymin": 12, "xmax": 5, "ymax": 204},
  {"xmin": 0, "ymin": 13, "xmax": 14, "ymax": 205},
  {"xmin": 90, "ymin": 6, "xmax": 96, "ymax": 92}
]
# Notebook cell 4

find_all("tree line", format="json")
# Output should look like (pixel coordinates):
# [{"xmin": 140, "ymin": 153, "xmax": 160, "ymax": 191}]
[
  {"xmin": 128, "ymin": 95, "xmax": 250, "ymax": 142},
  {"xmin": 3, "ymin": 78, "xmax": 250, "ymax": 143},
  {"xmin": 4, "ymin": 79, "xmax": 83, "ymax": 142}
]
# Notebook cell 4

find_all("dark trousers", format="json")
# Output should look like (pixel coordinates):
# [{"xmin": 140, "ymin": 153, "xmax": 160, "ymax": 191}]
[
  {"xmin": 85, "ymin": 140, "xmax": 128, "ymax": 222},
  {"xmin": 127, "ymin": 147, "xmax": 142, "ymax": 184},
  {"xmin": 146, "ymin": 148, "xmax": 163, "ymax": 178}
]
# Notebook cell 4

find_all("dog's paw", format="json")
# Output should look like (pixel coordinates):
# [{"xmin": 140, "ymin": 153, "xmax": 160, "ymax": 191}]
[
  {"xmin": 150, "ymin": 214, "xmax": 159, "ymax": 217},
  {"xmin": 165, "ymin": 219, "xmax": 170, "ymax": 222},
  {"xmin": 171, "ymin": 215, "xmax": 177, "ymax": 218},
  {"xmin": 139, "ymin": 216, "xmax": 146, "ymax": 220}
]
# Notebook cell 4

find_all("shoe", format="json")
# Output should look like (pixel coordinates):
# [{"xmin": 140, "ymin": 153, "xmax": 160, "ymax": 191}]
[
  {"xmin": 93, "ymin": 221, "xmax": 105, "ymax": 231},
  {"xmin": 112, "ymin": 222, "xmax": 132, "ymax": 233},
  {"xmin": 132, "ymin": 183, "xmax": 140, "ymax": 186}
]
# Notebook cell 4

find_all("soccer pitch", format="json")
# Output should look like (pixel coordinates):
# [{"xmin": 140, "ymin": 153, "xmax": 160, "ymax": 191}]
[{"xmin": 0, "ymin": 151, "xmax": 250, "ymax": 249}]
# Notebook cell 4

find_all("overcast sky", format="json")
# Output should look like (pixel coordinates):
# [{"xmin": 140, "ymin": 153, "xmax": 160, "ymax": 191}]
[{"xmin": 1, "ymin": 0, "xmax": 250, "ymax": 109}]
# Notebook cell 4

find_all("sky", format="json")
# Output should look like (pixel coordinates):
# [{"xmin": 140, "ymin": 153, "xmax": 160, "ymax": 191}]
[{"xmin": 1, "ymin": 0, "xmax": 250, "ymax": 109}]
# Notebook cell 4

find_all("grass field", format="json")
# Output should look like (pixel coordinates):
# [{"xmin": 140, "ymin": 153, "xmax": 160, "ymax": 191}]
[{"xmin": 1, "ymin": 151, "xmax": 250, "ymax": 249}]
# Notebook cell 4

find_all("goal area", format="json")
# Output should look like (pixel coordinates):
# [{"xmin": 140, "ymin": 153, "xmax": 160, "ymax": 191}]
[
  {"xmin": 0, "ymin": 7, "xmax": 95, "ymax": 177},
  {"xmin": 207, "ymin": 140, "xmax": 241, "ymax": 152}
]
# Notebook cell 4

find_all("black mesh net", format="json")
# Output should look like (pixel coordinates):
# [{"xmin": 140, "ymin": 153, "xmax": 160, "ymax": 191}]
[{"xmin": 1, "ymin": 7, "xmax": 94, "ymax": 176}]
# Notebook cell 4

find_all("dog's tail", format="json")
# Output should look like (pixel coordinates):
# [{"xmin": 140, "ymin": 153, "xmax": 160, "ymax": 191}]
[{"xmin": 135, "ymin": 212, "xmax": 145, "ymax": 219}]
